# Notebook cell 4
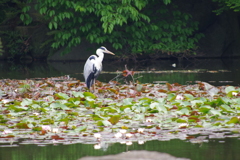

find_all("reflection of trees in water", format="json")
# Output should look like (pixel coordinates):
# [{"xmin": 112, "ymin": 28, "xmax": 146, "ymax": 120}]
[
  {"xmin": 0, "ymin": 59, "xmax": 238, "ymax": 85},
  {"xmin": 0, "ymin": 61, "xmax": 63, "ymax": 79}
]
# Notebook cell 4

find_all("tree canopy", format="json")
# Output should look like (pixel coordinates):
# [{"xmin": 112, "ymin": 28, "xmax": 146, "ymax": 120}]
[
  {"xmin": 20, "ymin": 0, "xmax": 204, "ymax": 57},
  {"xmin": 0, "ymin": 0, "xmax": 237, "ymax": 58}
]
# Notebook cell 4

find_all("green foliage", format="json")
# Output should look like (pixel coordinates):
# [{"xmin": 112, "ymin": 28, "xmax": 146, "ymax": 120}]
[
  {"xmin": 213, "ymin": 0, "xmax": 240, "ymax": 15},
  {"xmin": 21, "ymin": 0, "xmax": 202, "ymax": 56},
  {"xmin": 0, "ymin": 38, "xmax": 4, "ymax": 56},
  {"xmin": 0, "ymin": 30, "xmax": 30, "ymax": 58},
  {"xmin": 0, "ymin": 0, "xmax": 32, "ymax": 58}
]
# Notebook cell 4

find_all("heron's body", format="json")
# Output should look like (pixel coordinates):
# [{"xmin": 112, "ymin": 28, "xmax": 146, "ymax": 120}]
[{"xmin": 83, "ymin": 46, "xmax": 114, "ymax": 91}]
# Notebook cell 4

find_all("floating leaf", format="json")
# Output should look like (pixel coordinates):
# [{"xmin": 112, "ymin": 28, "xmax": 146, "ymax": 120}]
[
  {"xmin": 21, "ymin": 98, "xmax": 33, "ymax": 106},
  {"xmin": 32, "ymin": 126, "xmax": 42, "ymax": 131},
  {"xmin": 227, "ymin": 117, "xmax": 239, "ymax": 124},
  {"xmin": 220, "ymin": 105, "xmax": 234, "ymax": 113},
  {"xmin": 72, "ymin": 91, "xmax": 84, "ymax": 98},
  {"xmin": 167, "ymin": 93, "xmax": 176, "ymax": 101},
  {"xmin": 50, "ymin": 103, "xmax": 68, "ymax": 110},
  {"xmin": 16, "ymin": 122, "xmax": 29, "ymax": 129},
  {"xmin": 122, "ymin": 98, "xmax": 133, "ymax": 105},
  {"xmin": 176, "ymin": 118, "xmax": 187, "ymax": 123},
  {"xmin": 75, "ymin": 126, "xmax": 87, "ymax": 132},
  {"xmin": 83, "ymin": 92, "xmax": 96, "ymax": 99},
  {"xmin": 54, "ymin": 93, "xmax": 69, "ymax": 99},
  {"xmin": 225, "ymin": 86, "xmax": 235, "ymax": 94},
  {"xmin": 108, "ymin": 115, "xmax": 121, "ymax": 125}
]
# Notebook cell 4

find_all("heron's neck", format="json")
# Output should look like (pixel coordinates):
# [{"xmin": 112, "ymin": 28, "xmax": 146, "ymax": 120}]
[{"xmin": 96, "ymin": 51, "xmax": 104, "ymax": 62}]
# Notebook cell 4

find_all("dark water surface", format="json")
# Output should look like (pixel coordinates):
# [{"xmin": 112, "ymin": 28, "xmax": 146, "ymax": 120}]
[
  {"xmin": 0, "ymin": 138, "xmax": 239, "ymax": 160},
  {"xmin": 0, "ymin": 58, "xmax": 240, "ymax": 86}
]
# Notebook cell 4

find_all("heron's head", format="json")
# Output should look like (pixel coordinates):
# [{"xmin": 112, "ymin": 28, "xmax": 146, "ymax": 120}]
[{"xmin": 97, "ymin": 46, "xmax": 115, "ymax": 55}]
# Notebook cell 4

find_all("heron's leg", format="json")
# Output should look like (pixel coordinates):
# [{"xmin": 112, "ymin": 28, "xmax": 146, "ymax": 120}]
[{"xmin": 93, "ymin": 79, "xmax": 95, "ymax": 93}]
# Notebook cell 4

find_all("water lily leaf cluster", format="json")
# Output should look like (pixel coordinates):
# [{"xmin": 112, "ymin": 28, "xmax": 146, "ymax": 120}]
[{"xmin": 0, "ymin": 77, "xmax": 240, "ymax": 146}]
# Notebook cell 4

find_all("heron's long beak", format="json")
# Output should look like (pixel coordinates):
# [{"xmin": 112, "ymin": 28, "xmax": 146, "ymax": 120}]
[{"xmin": 105, "ymin": 50, "xmax": 115, "ymax": 55}]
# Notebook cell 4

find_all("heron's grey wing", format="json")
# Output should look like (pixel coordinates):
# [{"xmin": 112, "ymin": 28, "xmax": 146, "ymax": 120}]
[
  {"xmin": 84, "ymin": 55, "xmax": 100, "ymax": 88},
  {"xmin": 84, "ymin": 57, "xmax": 94, "ymax": 81}
]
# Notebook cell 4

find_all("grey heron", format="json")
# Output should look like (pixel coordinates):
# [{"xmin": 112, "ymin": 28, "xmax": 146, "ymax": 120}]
[{"xmin": 83, "ymin": 46, "xmax": 115, "ymax": 92}]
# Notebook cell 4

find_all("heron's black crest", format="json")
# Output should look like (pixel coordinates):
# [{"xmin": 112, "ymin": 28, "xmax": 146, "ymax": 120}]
[
  {"xmin": 100, "ymin": 47, "xmax": 106, "ymax": 50},
  {"xmin": 89, "ymin": 55, "xmax": 95, "ymax": 60}
]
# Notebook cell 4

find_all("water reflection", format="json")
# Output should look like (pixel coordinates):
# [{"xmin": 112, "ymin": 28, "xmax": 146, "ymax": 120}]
[{"xmin": 0, "ymin": 138, "xmax": 239, "ymax": 160}]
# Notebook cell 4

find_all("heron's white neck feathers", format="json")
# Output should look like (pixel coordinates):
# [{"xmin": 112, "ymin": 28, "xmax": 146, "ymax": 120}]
[{"xmin": 96, "ymin": 49, "xmax": 104, "ymax": 62}]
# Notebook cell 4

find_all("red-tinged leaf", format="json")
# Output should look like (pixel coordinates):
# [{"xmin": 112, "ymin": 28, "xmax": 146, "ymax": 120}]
[
  {"xmin": 148, "ymin": 114, "xmax": 155, "ymax": 117},
  {"xmin": 98, "ymin": 89, "xmax": 104, "ymax": 93},
  {"xmin": 179, "ymin": 126, "xmax": 187, "ymax": 129},
  {"xmin": 156, "ymin": 126, "xmax": 161, "ymax": 129},
  {"xmin": 181, "ymin": 114, "xmax": 189, "ymax": 117},
  {"xmin": 173, "ymin": 83, "xmax": 182, "ymax": 86},
  {"xmin": 122, "ymin": 70, "xmax": 135, "ymax": 77},
  {"xmin": 188, "ymin": 116, "xmax": 200, "ymax": 122},
  {"xmin": 5, "ymin": 135, "xmax": 15, "ymax": 138},
  {"xmin": 2, "ymin": 110, "xmax": 10, "ymax": 114},
  {"xmin": 51, "ymin": 135, "xmax": 64, "ymax": 140},
  {"xmin": 16, "ymin": 122, "xmax": 29, "ymax": 129},
  {"xmin": 46, "ymin": 81, "xmax": 54, "ymax": 87},
  {"xmin": 107, "ymin": 88, "xmax": 119, "ymax": 94},
  {"xmin": 148, "ymin": 93, "xmax": 155, "ymax": 96},
  {"xmin": 60, "ymin": 126, "xmax": 69, "ymax": 129},
  {"xmin": 166, "ymin": 83, "xmax": 173, "ymax": 90},
  {"xmin": 136, "ymin": 92, "xmax": 142, "ymax": 96},
  {"xmin": 158, "ymin": 89, "xmax": 167, "ymax": 93},
  {"xmin": 191, "ymin": 111, "xmax": 200, "ymax": 115},
  {"xmin": 95, "ymin": 80, "xmax": 102, "ymax": 87},
  {"xmin": 40, "ymin": 130, "xmax": 47, "ymax": 135},
  {"xmin": 198, "ymin": 82, "xmax": 205, "ymax": 90},
  {"xmin": 185, "ymin": 90, "xmax": 195, "ymax": 96},
  {"xmin": 186, "ymin": 136, "xmax": 195, "ymax": 139},
  {"xmin": 171, "ymin": 105, "xmax": 178, "ymax": 110}
]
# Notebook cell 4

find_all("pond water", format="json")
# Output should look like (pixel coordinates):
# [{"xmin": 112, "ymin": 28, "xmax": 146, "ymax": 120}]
[
  {"xmin": 0, "ymin": 58, "xmax": 240, "ymax": 160},
  {"xmin": 1, "ymin": 58, "xmax": 240, "ymax": 86},
  {"xmin": 0, "ymin": 137, "xmax": 240, "ymax": 160}
]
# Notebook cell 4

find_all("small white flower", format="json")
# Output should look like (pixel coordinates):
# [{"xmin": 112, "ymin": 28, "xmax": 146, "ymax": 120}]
[
  {"xmin": 146, "ymin": 119, "xmax": 152, "ymax": 123},
  {"xmin": 3, "ymin": 130, "xmax": 12, "ymax": 134},
  {"xmin": 94, "ymin": 144, "xmax": 101, "ymax": 149},
  {"xmin": 232, "ymin": 92, "xmax": 238, "ymax": 96},
  {"xmin": 42, "ymin": 125, "xmax": 51, "ymax": 131},
  {"xmin": 94, "ymin": 133, "xmax": 101, "ymax": 139},
  {"xmin": 119, "ymin": 129, "xmax": 127, "ymax": 134},
  {"xmin": 2, "ymin": 99, "xmax": 12, "ymax": 104},
  {"xmin": 176, "ymin": 94, "xmax": 184, "ymax": 100},
  {"xmin": 126, "ymin": 133, "xmax": 132, "ymax": 138},
  {"xmin": 137, "ymin": 128, "xmax": 144, "ymax": 133},
  {"xmin": 114, "ymin": 132, "xmax": 122, "ymax": 138},
  {"xmin": 126, "ymin": 141, "xmax": 132, "ymax": 145},
  {"xmin": 52, "ymin": 128, "xmax": 59, "ymax": 133},
  {"xmin": 33, "ymin": 112, "xmax": 40, "ymax": 116},
  {"xmin": 59, "ymin": 122, "xmax": 66, "ymax": 125},
  {"xmin": 179, "ymin": 123, "xmax": 189, "ymax": 128},
  {"xmin": 138, "ymin": 140, "xmax": 145, "ymax": 145}
]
